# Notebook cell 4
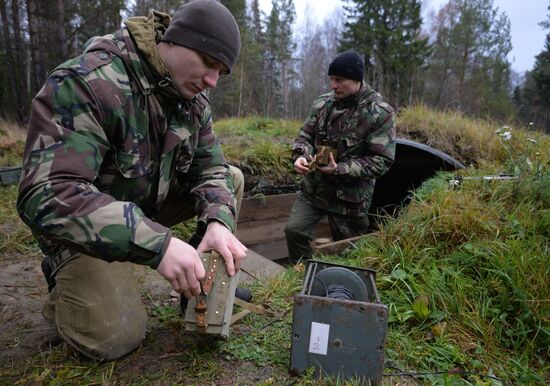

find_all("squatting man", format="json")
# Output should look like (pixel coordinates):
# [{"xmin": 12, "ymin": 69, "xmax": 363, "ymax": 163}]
[{"xmin": 17, "ymin": 0, "xmax": 247, "ymax": 360}]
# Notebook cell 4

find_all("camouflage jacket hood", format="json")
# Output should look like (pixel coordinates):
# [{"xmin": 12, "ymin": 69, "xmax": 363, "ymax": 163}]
[
  {"xmin": 17, "ymin": 23, "xmax": 237, "ymax": 270},
  {"xmin": 292, "ymin": 83, "xmax": 396, "ymax": 217}
]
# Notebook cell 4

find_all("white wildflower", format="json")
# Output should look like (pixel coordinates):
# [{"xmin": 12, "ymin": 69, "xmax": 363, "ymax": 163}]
[
  {"xmin": 449, "ymin": 179, "xmax": 461, "ymax": 189},
  {"xmin": 500, "ymin": 131, "xmax": 512, "ymax": 141}
]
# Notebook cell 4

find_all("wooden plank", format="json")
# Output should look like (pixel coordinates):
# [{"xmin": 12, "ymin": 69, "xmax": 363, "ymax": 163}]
[
  {"xmin": 236, "ymin": 217, "xmax": 288, "ymax": 244},
  {"xmin": 234, "ymin": 298, "xmax": 274, "ymax": 317},
  {"xmin": 247, "ymin": 238, "xmax": 289, "ymax": 261},
  {"xmin": 238, "ymin": 193, "xmax": 297, "ymax": 222},
  {"xmin": 237, "ymin": 192, "xmax": 335, "ymax": 260},
  {"xmin": 241, "ymin": 248, "xmax": 285, "ymax": 279},
  {"xmin": 237, "ymin": 216, "xmax": 332, "ymax": 245},
  {"xmin": 230, "ymin": 309, "xmax": 251, "ymax": 324},
  {"xmin": 312, "ymin": 233, "xmax": 377, "ymax": 256}
]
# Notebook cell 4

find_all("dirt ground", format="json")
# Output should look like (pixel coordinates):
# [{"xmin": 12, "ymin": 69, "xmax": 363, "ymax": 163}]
[{"xmin": 0, "ymin": 252, "xmax": 291, "ymax": 384}]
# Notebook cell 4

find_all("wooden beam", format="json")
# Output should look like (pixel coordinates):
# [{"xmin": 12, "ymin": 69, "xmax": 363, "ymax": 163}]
[
  {"xmin": 238, "ymin": 193, "xmax": 297, "ymax": 222},
  {"xmin": 312, "ymin": 234, "xmax": 373, "ymax": 256}
]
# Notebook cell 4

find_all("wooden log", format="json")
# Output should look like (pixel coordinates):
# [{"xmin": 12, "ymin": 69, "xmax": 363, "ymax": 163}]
[{"xmin": 312, "ymin": 234, "xmax": 372, "ymax": 256}]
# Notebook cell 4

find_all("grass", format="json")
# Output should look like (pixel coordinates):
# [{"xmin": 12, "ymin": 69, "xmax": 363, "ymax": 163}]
[
  {"xmin": 217, "ymin": 116, "xmax": 301, "ymax": 188},
  {"xmin": 0, "ymin": 185, "xmax": 38, "ymax": 258},
  {"xmin": 0, "ymin": 118, "xmax": 26, "ymax": 166},
  {"xmin": 1, "ymin": 106, "xmax": 549, "ymax": 384}
]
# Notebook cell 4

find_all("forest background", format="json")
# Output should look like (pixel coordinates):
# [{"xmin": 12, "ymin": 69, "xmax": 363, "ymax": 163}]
[{"xmin": 0, "ymin": 0, "xmax": 550, "ymax": 132}]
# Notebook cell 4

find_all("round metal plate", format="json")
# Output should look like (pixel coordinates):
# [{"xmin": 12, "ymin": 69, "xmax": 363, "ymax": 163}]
[{"xmin": 310, "ymin": 267, "xmax": 369, "ymax": 301}]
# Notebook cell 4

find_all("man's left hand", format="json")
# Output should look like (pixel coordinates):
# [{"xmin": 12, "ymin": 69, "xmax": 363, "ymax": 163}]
[
  {"xmin": 197, "ymin": 221, "xmax": 248, "ymax": 276},
  {"xmin": 316, "ymin": 152, "xmax": 338, "ymax": 174}
]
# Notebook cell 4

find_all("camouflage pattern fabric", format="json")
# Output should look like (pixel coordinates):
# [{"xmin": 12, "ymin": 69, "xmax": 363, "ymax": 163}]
[
  {"xmin": 292, "ymin": 83, "xmax": 396, "ymax": 217},
  {"xmin": 285, "ymin": 195, "xmax": 371, "ymax": 263},
  {"xmin": 17, "ymin": 24, "xmax": 237, "ymax": 270}
]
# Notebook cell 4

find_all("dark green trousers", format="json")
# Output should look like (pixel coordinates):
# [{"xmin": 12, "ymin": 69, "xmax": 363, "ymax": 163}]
[{"xmin": 284, "ymin": 195, "xmax": 370, "ymax": 264}]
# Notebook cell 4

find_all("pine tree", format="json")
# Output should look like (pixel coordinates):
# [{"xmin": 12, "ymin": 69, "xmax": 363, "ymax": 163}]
[
  {"xmin": 340, "ymin": 0, "xmax": 429, "ymax": 109},
  {"xmin": 531, "ymin": 21, "xmax": 550, "ymax": 110},
  {"xmin": 425, "ymin": 0, "xmax": 513, "ymax": 119},
  {"xmin": 521, "ymin": 21, "xmax": 550, "ymax": 132}
]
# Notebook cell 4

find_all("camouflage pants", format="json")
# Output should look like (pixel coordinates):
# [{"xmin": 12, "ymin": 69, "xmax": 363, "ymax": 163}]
[
  {"xmin": 42, "ymin": 165, "xmax": 244, "ymax": 361},
  {"xmin": 284, "ymin": 194, "xmax": 370, "ymax": 264}
]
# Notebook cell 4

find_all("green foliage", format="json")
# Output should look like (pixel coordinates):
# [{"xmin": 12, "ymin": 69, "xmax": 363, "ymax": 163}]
[
  {"xmin": 424, "ymin": 0, "xmax": 514, "ymax": 120},
  {"xmin": 352, "ymin": 139, "xmax": 549, "ymax": 381},
  {"xmin": 0, "ymin": 141, "xmax": 24, "ymax": 166},
  {"xmin": 215, "ymin": 116, "xmax": 301, "ymax": 185},
  {"xmin": 170, "ymin": 218, "xmax": 197, "ymax": 242},
  {"xmin": 224, "ymin": 268, "xmax": 302, "ymax": 367},
  {"xmin": 519, "ymin": 31, "xmax": 550, "ymax": 133},
  {"xmin": 398, "ymin": 104, "xmax": 550, "ymax": 167},
  {"xmin": 0, "ymin": 185, "xmax": 38, "ymax": 258},
  {"xmin": 340, "ymin": 0, "xmax": 430, "ymax": 109},
  {"xmin": 239, "ymin": 140, "xmax": 293, "ymax": 178}
]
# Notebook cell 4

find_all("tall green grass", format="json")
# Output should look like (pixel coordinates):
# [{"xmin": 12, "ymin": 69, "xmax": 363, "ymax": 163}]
[{"xmin": 331, "ymin": 127, "xmax": 550, "ymax": 383}]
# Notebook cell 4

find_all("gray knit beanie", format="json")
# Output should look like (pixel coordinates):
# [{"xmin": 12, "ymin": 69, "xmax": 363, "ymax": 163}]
[{"xmin": 162, "ymin": 0, "xmax": 240, "ymax": 73}]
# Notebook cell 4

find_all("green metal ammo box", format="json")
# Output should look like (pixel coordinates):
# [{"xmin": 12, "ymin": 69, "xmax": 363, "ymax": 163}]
[{"xmin": 290, "ymin": 260, "xmax": 388, "ymax": 384}]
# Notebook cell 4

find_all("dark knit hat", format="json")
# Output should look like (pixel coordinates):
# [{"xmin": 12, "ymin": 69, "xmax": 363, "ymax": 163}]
[
  {"xmin": 328, "ymin": 50, "xmax": 365, "ymax": 81},
  {"xmin": 162, "ymin": 0, "xmax": 241, "ymax": 73}
]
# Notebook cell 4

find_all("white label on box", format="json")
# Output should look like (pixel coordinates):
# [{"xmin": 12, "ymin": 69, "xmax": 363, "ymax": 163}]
[{"xmin": 308, "ymin": 322, "xmax": 330, "ymax": 355}]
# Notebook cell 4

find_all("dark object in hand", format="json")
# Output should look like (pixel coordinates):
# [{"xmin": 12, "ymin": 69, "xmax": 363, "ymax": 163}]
[{"xmin": 315, "ymin": 146, "xmax": 338, "ymax": 166}]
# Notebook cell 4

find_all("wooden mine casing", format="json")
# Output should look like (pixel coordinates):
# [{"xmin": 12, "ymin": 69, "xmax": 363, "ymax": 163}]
[
  {"xmin": 315, "ymin": 146, "xmax": 338, "ymax": 166},
  {"xmin": 184, "ymin": 252, "xmax": 240, "ymax": 337}
]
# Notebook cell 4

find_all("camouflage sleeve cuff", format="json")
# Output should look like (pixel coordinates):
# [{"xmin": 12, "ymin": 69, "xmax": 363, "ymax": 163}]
[
  {"xmin": 197, "ymin": 204, "xmax": 236, "ymax": 234},
  {"xmin": 130, "ymin": 217, "xmax": 172, "ymax": 269}
]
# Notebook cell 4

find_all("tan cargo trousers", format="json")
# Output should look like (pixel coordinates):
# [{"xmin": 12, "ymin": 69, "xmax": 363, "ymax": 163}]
[{"xmin": 42, "ymin": 166, "xmax": 244, "ymax": 361}]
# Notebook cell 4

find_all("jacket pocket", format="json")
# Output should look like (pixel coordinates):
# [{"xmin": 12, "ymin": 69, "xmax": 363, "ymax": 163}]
[
  {"xmin": 341, "ymin": 134, "xmax": 365, "ymax": 159},
  {"xmin": 335, "ymin": 179, "xmax": 373, "ymax": 206},
  {"xmin": 115, "ymin": 151, "xmax": 151, "ymax": 178}
]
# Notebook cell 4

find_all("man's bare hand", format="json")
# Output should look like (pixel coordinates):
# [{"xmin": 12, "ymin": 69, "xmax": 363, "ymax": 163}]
[
  {"xmin": 316, "ymin": 152, "xmax": 337, "ymax": 174},
  {"xmin": 197, "ymin": 221, "xmax": 247, "ymax": 276},
  {"xmin": 294, "ymin": 156, "xmax": 313, "ymax": 175},
  {"xmin": 157, "ymin": 237, "xmax": 206, "ymax": 299}
]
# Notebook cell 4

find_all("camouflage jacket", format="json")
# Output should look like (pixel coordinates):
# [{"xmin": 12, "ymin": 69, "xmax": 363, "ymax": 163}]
[
  {"xmin": 292, "ymin": 83, "xmax": 396, "ymax": 217},
  {"xmin": 16, "ymin": 27, "xmax": 236, "ymax": 269}
]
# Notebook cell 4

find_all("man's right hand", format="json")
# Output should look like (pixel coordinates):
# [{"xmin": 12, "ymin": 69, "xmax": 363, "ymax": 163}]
[
  {"xmin": 156, "ymin": 237, "xmax": 206, "ymax": 299},
  {"xmin": 294, "ymin": 156, "xmax": 313, "ymax": 175}
]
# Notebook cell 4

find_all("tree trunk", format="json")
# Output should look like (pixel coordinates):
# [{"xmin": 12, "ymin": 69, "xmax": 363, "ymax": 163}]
[
  {"xmin": 0, "ymin": 0, "xmax": 21, "ymax": 122},
  {"xmin": 11, "ymin": 0, "xmax": 28, "ymax": 122},
  {"xmin": 26, "ymin": 0, "xmax": 44, "ymax": 96},
  {"xmin": 57, "ymin": 0, "xmax": 68, "ymax": 59}
]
